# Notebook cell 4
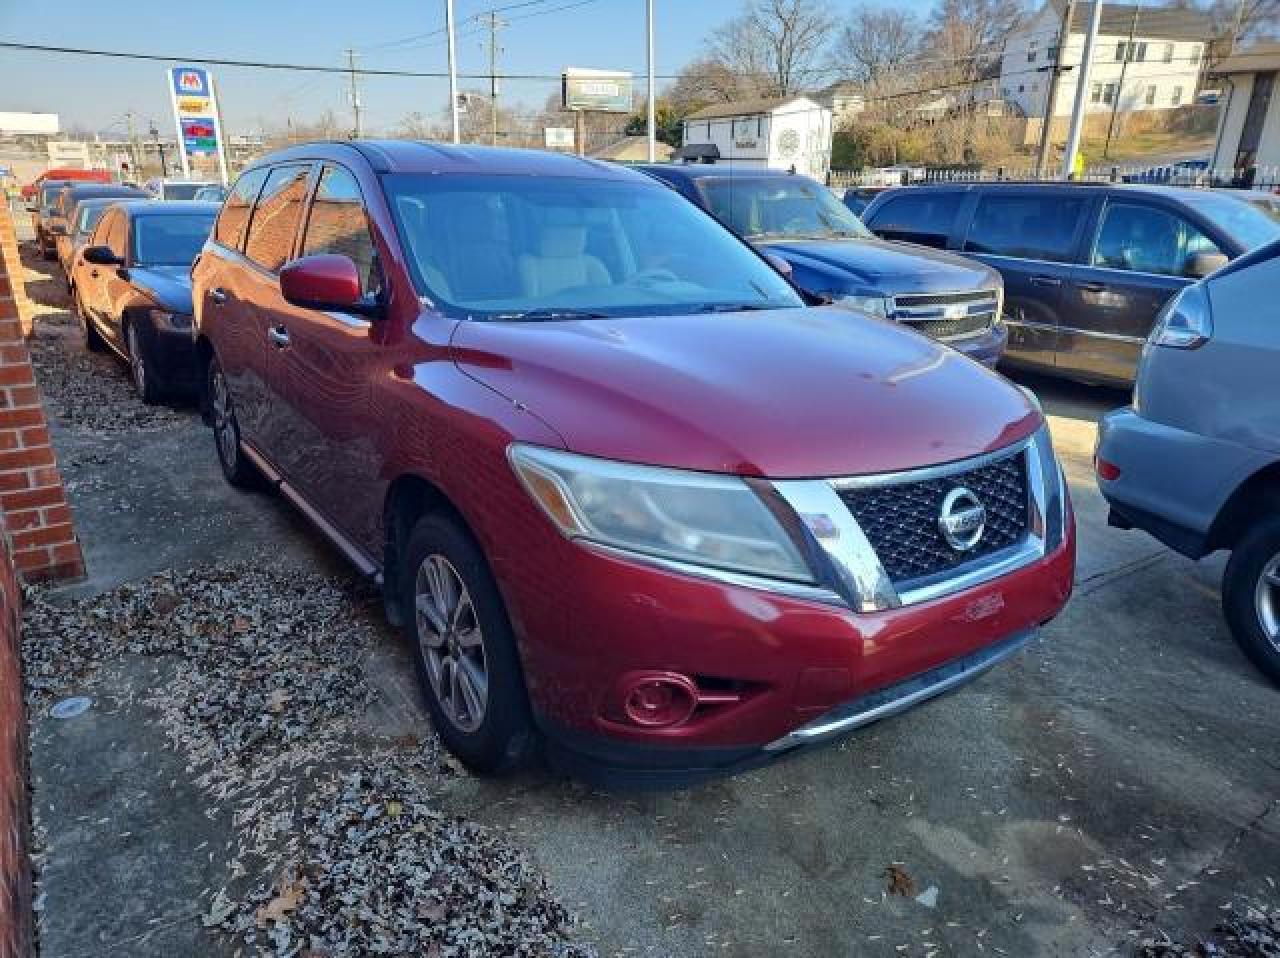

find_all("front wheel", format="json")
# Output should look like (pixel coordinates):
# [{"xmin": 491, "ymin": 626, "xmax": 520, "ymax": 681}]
[
  {"xmin": 1222, "ymin": 515, "xmax": 1280, "ymax": 684},
  {"xmin": 75, "ymin": 292, "xmax": 106, "ymax": 353},
  {"xmin": 126, "ymin": 322, "xmax": 162, "ymax": 404},
  {"xmin": 207, "ymin": 357, "xmax": 257, "ymax": 487},
  {"xmin": 400, "ymin": 513, "xmax": 534, "ymax": 773}
]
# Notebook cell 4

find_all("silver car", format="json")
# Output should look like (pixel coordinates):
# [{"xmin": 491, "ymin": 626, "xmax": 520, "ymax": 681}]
[{"xmin": 1097, "ymin": 239, "xmax": 1280, "ymax": 681}]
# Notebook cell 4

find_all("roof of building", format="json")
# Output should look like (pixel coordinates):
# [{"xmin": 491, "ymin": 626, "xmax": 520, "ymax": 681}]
[
  {"xmin": 684, "ymin": 96, "xmax": 820, "ymax": 121},
  {"xmin": 1212, "ymin": 42, "xmax": 1280, "ymax": 75},
  {"xmin": 1047, "ymin": 0, "xmax": 1213, "ymax": 40}
]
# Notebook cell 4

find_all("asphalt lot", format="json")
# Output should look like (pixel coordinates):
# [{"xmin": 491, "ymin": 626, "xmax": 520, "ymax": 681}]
[{"xmin": 16, "ymin": 238, "xmax": 1280, "ymax": 957}]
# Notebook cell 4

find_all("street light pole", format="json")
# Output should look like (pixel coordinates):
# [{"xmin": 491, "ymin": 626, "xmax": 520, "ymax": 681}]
[
  {"xmin": 646, "ymin": 0, "xmax": 656, "ymax": 162},
  {"xmin": 1062, "ymin": 0, "xmax": 1103, "ymax": 179},
  {"xmin": 446, "ymin": 0, "xmax": 461, "ymax": 144}
]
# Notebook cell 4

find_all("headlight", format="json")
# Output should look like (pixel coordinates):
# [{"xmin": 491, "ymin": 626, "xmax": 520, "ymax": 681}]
[
  {"xmin": 508, "ymin": 444, "xmax": 815, "ymax": 583},
  {"xmin": 1147, "ymin": 284, "xmax": 1211, "ymax": 350},
  {"xmin": 148, "ymin": 308, "xmax": 192, "ymax": 329},
  {"xmin": 829, "ymin": 294, "xmax": 889, "ymax": 318},
  {"xmin": 1029, "ymin": 424, "xmax": 1068, "ymax": 554}
]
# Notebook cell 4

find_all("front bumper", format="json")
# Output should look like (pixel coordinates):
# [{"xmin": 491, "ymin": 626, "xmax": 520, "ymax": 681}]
[
  {"xmin": 141, "ymin": 320, "xmax": 200, "ymax": 393},
  {"xmin": 944, "ymin": 321, "xmax": 1008, "ymax": 368},
  {"xmin": 1096, "ymin": 407, "xmax": 1272, "ymax": 559},
  {"xmin": 513, "ymin": 519, "xmax": 1075, "ymax": 786}
]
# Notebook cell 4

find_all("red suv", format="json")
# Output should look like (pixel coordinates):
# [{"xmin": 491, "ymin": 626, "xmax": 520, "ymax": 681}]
[{"xmin": 192, "ymin": 142, "xmax": 1075, "ymax": 784}]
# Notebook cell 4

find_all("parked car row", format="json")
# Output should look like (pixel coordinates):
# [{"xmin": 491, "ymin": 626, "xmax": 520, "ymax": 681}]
[{"xmin": 24, "ymin": 144, "xmax": 1280, "ymax": 785}]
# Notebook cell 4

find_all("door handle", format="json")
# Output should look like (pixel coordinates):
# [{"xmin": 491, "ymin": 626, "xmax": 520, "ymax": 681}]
[
  {"xmin": 90, "ymin": 269, "xmax": 99, "ymax": 278},
  {"xmin": 209, "ymin": 287, "xmax": 228, "ymax": 305},
  {"xmin": 1031, "ymin": 275, "xmax": 1062, "ymax": 287},
  {"xmin": 1077, "ymin": 281, "xmax": 1107, "ymax": 293},
  {"xmin": 267, "ymin": 325, "xmax": 290, "ymax": 348}
]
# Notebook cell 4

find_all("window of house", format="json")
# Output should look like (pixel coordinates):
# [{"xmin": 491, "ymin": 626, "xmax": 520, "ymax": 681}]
[
  {"xmin": 1115, "ymin": 41, "xmax": 1127, "ymax": 61},
  {"xmin": 1104, "ymin": 82, "xmax": 1118, "ymax": 105},
  {"xmin": 963, "ymin": 193, "xmax": 1087, "ymax": 262},
  {"xmin": 1172, "ymin": 86, "xmax": 1184, "ymax": 106},
  {"xmin": 1019, "ymin": 83, "xmax": 1026, "ymax": 93},
  {"xmin": 243, "ymin": 164, "xmax": 312, "ymax": 272},
  {"xmin": 1027, "ymin": 40, "xmax": 1038, "ymax": 63},
  {"xmin": 1091, "ymin": 82, "xmax": 1103, "ymax": 104},
  {"xmin": 1189, "ymin": 45, "xmax": 1201, "ymax": 65},
  {"xmin": 213, "ymin": 167, "xmax": 268, "ymax": 250},
  {"xmin": 1163, "ymin": 42, "xmax": 1175, "ymax": 63},
  {"xmin": 1091, "ymin": 202, "xmax": 1222, "ymax": 276},
  {"xmin": 1136, "ymin": 41, "xmax": 1148, "ymax": 61},
  {"xmin": 1145, "ymin": 84, "xmax": 1157, "ymax": 105},
  {"xmin": 301, "ymin": 165, "xmax": 381, "ymax": 297}
]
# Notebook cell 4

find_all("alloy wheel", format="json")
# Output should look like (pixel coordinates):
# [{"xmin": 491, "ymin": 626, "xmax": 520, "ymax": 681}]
[
  {"xmin": 414, "ymin": 554, "xmax": 488, "ymax": 733},
  {"xmin": 127, "ymin": 325, "xmax": 146, "ymax": 395},
  {"xmin": 1254, "ymin": 551, "xmax": 1280, "ymax": 651},
  {"xmin": 210, "ymin": 365, "xmax": 238, "ymax": 467}
]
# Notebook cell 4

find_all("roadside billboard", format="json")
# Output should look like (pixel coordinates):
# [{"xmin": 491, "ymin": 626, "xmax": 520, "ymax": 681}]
[
  {"xmin": 561, "ymin": 68, "xmax": 633, "ymax": 113},
  {"xmin": 0, "ymin": 112, "xmax": 59, "ymax": 136},
  {"xmin": 167, "ymin": 66, "xmax": 229, "ymax": 184}
]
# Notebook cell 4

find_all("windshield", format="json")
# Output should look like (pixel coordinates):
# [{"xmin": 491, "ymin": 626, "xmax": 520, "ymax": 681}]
[
  {"xmin": 1182, "ymin": 192, "xmax": 1280, "ymax": 251},
  {"xmin": 698, "ymin": 177, "xmax": 872, "ymax": 241},
  {"xmin": 164, "ymin": 182, "xmax": 209, "ymax": 200},
  {"xmin": 75, "ymin": 204, "xmax": 109, "ymax": 234},
  {"xmin": 40, "ymin": 184, "xmax": 65, "ymax": 207},
  {"xmin": 383, "ymin": 173, "xmax": 802, "ymax": 319},
  {"xmin": 131, "ymin": 214, "xmax": 216, "ymax": 266}
]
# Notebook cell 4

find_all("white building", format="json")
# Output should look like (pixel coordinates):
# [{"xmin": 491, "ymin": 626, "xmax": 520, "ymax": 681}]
[
  {"xmin": 999, "ymin": 1, "xmax": 1210, "ymax": 119},
  {"xmin": 815, "ymin": 82, "xmax": 866, "ymax": 128},
  {"xmin": 1208, "ymin": 43, "xmax": 1280, "ymax": 179},
  {"xmin": 681, "ymin": 96, "xmax": 833, "ymax": 179}
]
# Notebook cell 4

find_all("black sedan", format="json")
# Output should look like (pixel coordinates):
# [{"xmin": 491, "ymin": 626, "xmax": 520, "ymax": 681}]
[{"xmin": 70, "ymin": 201, "xmax": 218, "ymax": 403}]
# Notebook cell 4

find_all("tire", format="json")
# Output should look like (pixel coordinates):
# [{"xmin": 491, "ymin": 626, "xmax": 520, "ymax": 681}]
[
  {"xmin": 126, "ymin": 322, "xmax": 163, "ymax": 405},
  {"xmin": 76, "ymin": 292, "xmax": 107, "ymax": 353},
  {"xmin": 1222, "ymin": 514, "xmax": 1280, "ymax": 684},
  {"xmin": 40, "ymin": 239, "xmax": 55, "ymax": 261},
  {"xmin": 399, "ymin": 512, "xmax": 534, "ymax": 773},
  {"xmin": 207, "ymin": 356, "xmax": 258, "ymax": 488}
]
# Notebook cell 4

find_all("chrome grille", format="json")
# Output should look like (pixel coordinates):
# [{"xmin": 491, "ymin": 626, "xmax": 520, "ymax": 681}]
[
  {"xmin": 891, "ymin": 289, "xmax": 999, "ymax": 342},
  {"xmin": 834, "ymin": 451, "xmax": 1029, "ymax": 586}
]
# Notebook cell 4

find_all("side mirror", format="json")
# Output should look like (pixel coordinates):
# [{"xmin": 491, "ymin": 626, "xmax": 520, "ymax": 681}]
[
  {"xmin": 82, "ymin": 245, "xmax": 123, "ymax": 266},
  {"xmin": 764, "ymin": 253, "xmax": 794, "ymax": 281},
  {"xmin": 280, "ymin": 254, "xmax": 372, "ymax": 315},
  {"xmin": 1185, "ymin": 251, "xmax": 1228, "ymax": 279}
]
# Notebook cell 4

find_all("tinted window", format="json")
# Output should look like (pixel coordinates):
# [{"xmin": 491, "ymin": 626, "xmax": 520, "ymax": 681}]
[
  {"xmin": 214, "ymin": 168, "xmax": 268, "ymax": 250},
  {"xmin": 132, "ymin": 214, "xmax": 217, "ymax": 266},
  {"xmin": 75, "ymin": 203, "xmax": 109, "ymax": 235},
  {"xmin": 384, "ymin": 173, "xmax": 803, "ymax": 318},
  {"xmin": 864, "ymin": 191, "xmax": 962, "ymax": 248},
  {"xmin": 1179, "ymin": 192, "xmax": 1280, "ymax": 251},
  {"xmin": 89, "ymin": 209, "xmax": 115, "ymax": 247},
  {"xmin": 301, "ymin": 165, "xmax": 380, "ymax": 295},
  {"xmin": 104, "ymin": 211, "xmax": 128, "ymax": 258},
  {"xmin": 244, "ymin": 165, "xmax": 312, "ymax": 272},
  {"xmin": 163, "ymin": 182, "xmax": 207, "ymax": 200},
  {"xmin": 40, "ymin": 184, "xmax": 65, "ymax": 207},
  {"xmin": 1092, "ymin": 202, "xmax": 1223, "ymax": 276},
  {"xmin": 964, "ymin": 193, "xmax": 1086, "ymax": 262},
  {"xmin": 697, "ymin": 177, "xmax": 870, "ymax": 240}
]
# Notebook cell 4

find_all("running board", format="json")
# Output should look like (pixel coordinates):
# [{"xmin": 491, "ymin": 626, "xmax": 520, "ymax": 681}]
[{"xmin": 238, "ymin": 441, "xmax": 383, "ymax": 584}]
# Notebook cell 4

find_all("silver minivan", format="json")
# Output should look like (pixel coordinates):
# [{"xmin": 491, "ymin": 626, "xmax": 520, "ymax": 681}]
[{"xmin": 1097, "ymin": 239, "xmax": 1280, "ymax": 681}]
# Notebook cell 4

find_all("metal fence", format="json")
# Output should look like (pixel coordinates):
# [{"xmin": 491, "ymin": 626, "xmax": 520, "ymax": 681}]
[{"xmin": 830, "ymin": 165, "xmax": 1280, "ymax": 192}]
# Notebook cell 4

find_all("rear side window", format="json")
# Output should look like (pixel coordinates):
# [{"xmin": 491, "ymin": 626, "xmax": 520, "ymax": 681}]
[
  {"xmin": 301, "ymin": 165, "xmax": 381, "ymax": 296},
  {"xmin": 964, "ymin": 193, "xmax": 1086, "ymax": 262},
  {"xmin": 104, "ymin": 212, "xmax": 128, "ymax": 259},
  {"xmin": 864, "ymin": 192, "xmax": 962, "ymax": 248},
  {"xmin": 214, "ymin": 168, "xmax": 268, "ymax": 251},
  {"xmin": 244, "ymin": 165, "xmax": 313, "ymax": 272},
  {"xmin": 1091, "ymin": 202, "xmax": 1223, "ymax": 276}
]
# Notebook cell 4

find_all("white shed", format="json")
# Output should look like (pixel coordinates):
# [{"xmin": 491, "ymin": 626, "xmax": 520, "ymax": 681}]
[{"xmin": 680, "ymin": 96, "xmax": 833, "ymax": 179}]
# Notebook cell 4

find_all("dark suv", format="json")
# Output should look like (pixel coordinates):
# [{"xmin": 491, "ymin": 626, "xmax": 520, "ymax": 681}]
[
  {"xmin": 862, "ymin": 183, "xmax": 1280, "ymax": 386},
  {"xmin": 637, "ymin": 166, "xmax": 1007, "ymax": 367},
  {"xmin": 193, "ymin": 141, "xmax": 1073, "ymax": 783}
]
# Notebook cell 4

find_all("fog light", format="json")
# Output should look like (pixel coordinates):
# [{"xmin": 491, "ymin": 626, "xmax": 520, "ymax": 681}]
[{"xmin": 621, "ymin": 672, "xmax": 699, "ymax": 728}]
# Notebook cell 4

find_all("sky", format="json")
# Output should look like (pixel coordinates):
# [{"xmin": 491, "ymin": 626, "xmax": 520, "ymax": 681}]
[{"xmin": 0, "ymin": 0, "xmax": 936, "ymax": 139}]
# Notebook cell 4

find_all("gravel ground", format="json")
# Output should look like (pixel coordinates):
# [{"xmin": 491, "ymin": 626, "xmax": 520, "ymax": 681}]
[
  {"xmin": 1136, "ymin": 903, "xmax": 1280, "ymax": 956},
  {"xmin": 22, "ymin": 562, "xmax": 594, "ymax": 957}
]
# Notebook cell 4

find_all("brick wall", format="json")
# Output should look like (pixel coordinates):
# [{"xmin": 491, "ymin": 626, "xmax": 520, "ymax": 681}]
[
  {"xmin": 0, "ymin": 204, "xmax": 33, "ymax": 338},
  {"xmin": 0, "ymin": 201, "xmax": 84, "ymax": 584},
  {"xmin": 0, "ymin": 517, "xmax": 32, "ymax": 958}
]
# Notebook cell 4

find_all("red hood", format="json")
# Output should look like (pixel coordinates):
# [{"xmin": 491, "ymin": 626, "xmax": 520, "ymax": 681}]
[{"xmin": 450, "ymin": 307, "xmax": 1039, "ymax": 478}]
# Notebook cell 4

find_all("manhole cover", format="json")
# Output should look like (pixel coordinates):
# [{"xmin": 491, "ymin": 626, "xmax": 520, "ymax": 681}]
[{"xmin": 50, "ymin": 696, "xmax": 92, "ymax": 719}]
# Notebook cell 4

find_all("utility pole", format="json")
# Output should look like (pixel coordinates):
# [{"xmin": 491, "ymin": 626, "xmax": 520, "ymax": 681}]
[
  {"xmin": 1035, "ymin": 0, "xmax": 1076, "ymax": 178},
  {"xmin": 445, "ymin": 0, "xmax": 461, "ymax": 144},
  {"xmin": 346, "ymin": 48, "xmax": 363, "ymax": 138},
  {"xmin": 1062, "ymin": 0, "xmax": 1103, "ymax": 179},
  {"xmin": 1103, "ymin": 4, "xmax": 1140, "ymax": 159},
  {"xmin": 484, "ymin": 11, "xmax": 506, "ymax": 146},
  {"xmin": 124, "ymin": 110, "xmax": 142, "ymax": 181},
  {"xmin": 646, "ymin": 0, "xmax": 656, "ymax": 162}
]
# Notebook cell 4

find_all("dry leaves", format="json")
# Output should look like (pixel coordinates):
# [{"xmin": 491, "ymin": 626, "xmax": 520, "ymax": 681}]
[{"xmin": 885, "ymin": 864, "xmax": 917, "ymax": 898}]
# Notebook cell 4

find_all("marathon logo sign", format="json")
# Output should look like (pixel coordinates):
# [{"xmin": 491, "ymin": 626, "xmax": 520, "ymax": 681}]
[
  {"xmin": 172, "ymin": 67, "xmax": 209, "ymax": 98},
  {"xmin": 167, "ymin": 65, "xmax": 225, "ymax": 176}
]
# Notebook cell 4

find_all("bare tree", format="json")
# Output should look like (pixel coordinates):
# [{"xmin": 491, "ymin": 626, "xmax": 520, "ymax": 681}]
[
  {"xmin": 708, "ymin": 0, "xmax": 838, "ymax": 98},
  {"xmin": 829, "ymin": 7, "xmax": 921, "ymax": 85},
  {"xmin": 667, "ymin": 57, "xmax": 749, "ymax": 111},
  {"xmin": 924, "ymin": 0, "xmax": 1025, "ymax": 78}
]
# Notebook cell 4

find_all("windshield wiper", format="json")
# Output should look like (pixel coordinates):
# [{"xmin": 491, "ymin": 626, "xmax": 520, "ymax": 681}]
[{"xmin": 491, "ymin": 308, "xmax": 610, "ymax": 321}]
